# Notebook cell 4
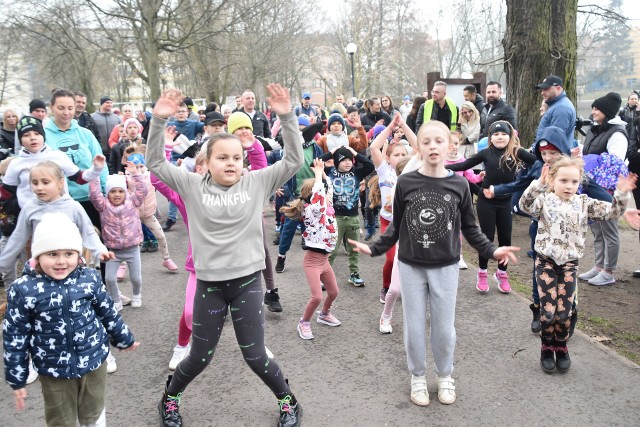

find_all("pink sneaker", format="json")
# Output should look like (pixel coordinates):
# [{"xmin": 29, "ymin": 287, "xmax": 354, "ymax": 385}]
[
  {"xmin": 116, "ymin": 263, "xmax": 126, "ymax": 281},
  {"xmin": 162, "ymin": 258, "xmax": 178, "ymax": 272},
  {"xmin": 476, "ymin": 270, "xmax": 489, "ymax": 292},
  {"xmin": 494, "ymin": 271, "xmax": 511, "ymax": 293}
]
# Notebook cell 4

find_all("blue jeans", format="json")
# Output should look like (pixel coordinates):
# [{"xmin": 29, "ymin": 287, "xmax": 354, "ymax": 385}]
[
  {"xmin": 142, "ymin": 223, "xmax": 155, "ymax": 242},
  {"xmin": 278, "ymin": 217, "xmax": 304, "ymax": 256},
  {"xmin": 529, "ymin": 220, "xmax": 539, "ymax": 305}
]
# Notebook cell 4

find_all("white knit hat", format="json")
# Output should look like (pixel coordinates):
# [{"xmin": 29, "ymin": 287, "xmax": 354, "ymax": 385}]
[
  {"xmin": 31, "ymin": 213, "xmax": 83, "ymax": 259},
  {"xmin": 106, "ymin": 174, "xmax": 127, "ymax": 195}
]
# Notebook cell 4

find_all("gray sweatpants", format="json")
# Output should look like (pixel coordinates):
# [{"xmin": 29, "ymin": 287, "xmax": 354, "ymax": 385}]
[
  {"xmin": 590, "ymin": 219, "xmax": 619, "ymax": 271},
  {"xmin": 398, "ymin": 261, "xmax": 458, "ymax": 377},
  {"xmin": 105, "ymin": 245, "xmax": 142, "ymax": 300}
]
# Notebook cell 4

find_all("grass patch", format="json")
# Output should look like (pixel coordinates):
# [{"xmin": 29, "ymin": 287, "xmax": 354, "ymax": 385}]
[
  {"xmin": 587, "ymin": 316, "xmax": 614, "ymax": 328},
  {"xmin": 613, "ymin": 332, "xmax": 640, "ymax": 342},
  {"xmin": 617, "ymin": 350, "xmax": 640, "ymax": 362}
]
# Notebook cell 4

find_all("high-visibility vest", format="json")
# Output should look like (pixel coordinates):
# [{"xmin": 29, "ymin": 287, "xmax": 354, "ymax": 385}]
[{"xmin": 423, "ymin": 98, "xmax": 458, "ymax": 130}]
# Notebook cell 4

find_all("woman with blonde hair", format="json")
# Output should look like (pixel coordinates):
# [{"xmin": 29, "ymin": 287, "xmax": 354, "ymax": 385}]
[
  {"xmin": 1, "ymin": 108, "xmax": 19, "ymax": 157},
  {"xmin": 459, "ymin": 101, "xmax": 481, "ymax": 158}
]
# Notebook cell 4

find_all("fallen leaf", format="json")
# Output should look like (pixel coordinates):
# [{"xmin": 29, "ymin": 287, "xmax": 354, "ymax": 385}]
[{"xmin": 592, "ymin": 335, "xmax": 611, "ymax": 342}]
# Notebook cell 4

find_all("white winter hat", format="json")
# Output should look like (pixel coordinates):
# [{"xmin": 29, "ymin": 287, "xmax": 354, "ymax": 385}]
[
  {"xmin": 106, "ymin": 174, "xmax": 127, "ymax": 195},
  {"xmin": 31, "ymin": 213, "xmax": 83, "ymax": 259}
]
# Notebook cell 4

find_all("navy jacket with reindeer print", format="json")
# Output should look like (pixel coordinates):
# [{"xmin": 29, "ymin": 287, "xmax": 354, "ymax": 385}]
[{"xmin": 3, "ymin": 262, "xmax": 134, "ymax": 389}]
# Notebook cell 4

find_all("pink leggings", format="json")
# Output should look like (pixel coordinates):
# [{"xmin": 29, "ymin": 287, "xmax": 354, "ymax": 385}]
[
  {"xmin": 177, "ymin": 271, "xmax": 197, "ymax": 347},
  {"xmin": 380, "ymin": 217, "xmax": 396, "ymax": 288},
  {"xmin": 382, "ymin": 248, "xmax": 401, "ymax": 318},
  {"xmin": 302, "ymin": 250, "xmax": 339, "ymax": 322}
]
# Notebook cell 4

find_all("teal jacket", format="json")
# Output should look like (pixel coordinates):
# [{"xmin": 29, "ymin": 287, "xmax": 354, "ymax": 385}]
[{"xmin": 44, "ymin": 119, "xmax": 108, "ymax": 202}]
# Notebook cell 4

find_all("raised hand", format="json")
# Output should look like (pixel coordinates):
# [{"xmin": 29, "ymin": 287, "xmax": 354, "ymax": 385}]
[
  {"xmin": 616, "ymin": 173, "xmax": 637, "ymax": 193},
  {"xmin": 266, "ymin": 84, "xmax": 291, "ymax": 115},
  {"xmin": 539, "ymin": 163, "xmax": 549, "ymax": 185},
  {"xmin": 153, "ymin": 88, "xmax": 183, "ymax": 119},
  {"xmin": 163, "ymin": 126, "xmax": 180, "ymax": 147},
  {"xmin": 348, "ymin": 238, "xmax": 372, "ymax": 255},
  {"xmin": 93, "ymin": 154, "xmax": 106, "ymax": 170},
  {"xmin": 493, "ymin": 246, "xmax": 520, "ymax": 265},
  {"xmin": 310, "ymin": 158, "xmax": 325, "ymax": 174},
  {"xmin": 124, "ymin": 161, "xmax": 137, "ymax": 175}
]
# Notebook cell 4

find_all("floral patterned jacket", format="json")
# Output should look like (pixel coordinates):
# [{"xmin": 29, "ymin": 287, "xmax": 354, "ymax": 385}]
[
  {"xmin": 519, "ymin": 179, "xmax": 629, "ymax": 265},
  {"xmin": 302, "ymin": 180, "xmax": 338, "ymax": 254}
]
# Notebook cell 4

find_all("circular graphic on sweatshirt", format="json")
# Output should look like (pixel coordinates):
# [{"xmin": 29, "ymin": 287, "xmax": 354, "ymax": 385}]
[{"xmin": 407, "ymin": 190, "xmax": 455, "ymax": 248}]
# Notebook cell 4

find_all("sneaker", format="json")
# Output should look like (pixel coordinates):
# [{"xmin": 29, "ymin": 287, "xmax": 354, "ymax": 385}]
[
  {"xmin": 317, "ymin": 311, "xmax": 341, "ymax": 327},
  {"xmin": 149, "ymin": 240, "xmax": 159, "ymax": 252},
  {"xmin": 162, "ymin": 219, "xmax": 176, "ymax": 231},
  {"xmin": 158, "ymin": 379, "xmax": 182, "ymax": 427},
  {"xmin": 162, "ymin": 258, "xmax": 179, "ymax": 272},
  {"xmin": 436, "ymin": 376, "xmax": 456, "ymax": 404},
  {"xmin": 578, "ymin": 266, "xmax": 601, "ymax": 281},
  {"xmin": 296, "ymin": 223, "xmax": 302, "ymax": 234},
  {"xmin": 275, "ymin": 255, "xmax": 286, "ymax": 273},
  {"xmin": 120, "ymin": 294, "xmax": 132, "ymax": 306},
  {"xmin": 26, "ymin": 361, "xmax": 38, "ymax": 384},
  {"xmin": 379, "ymin": 287, "xmax": 388, "ymax": 304},
  {"xmin": 476, "ymin": 270, "xmax": 489, "ymax": 292},
  {"xmin": 364, "ymin": 230, "xmax": 375, "ymax": 241},
  {"xmin": 297, "ymin": 321, "xmax": 313, "ymax": 340},
  {"xmin": 410, "ymin": 375, "xmax": 430, "ymax": 406},
  {"xmin": 131, "ymin": 294, "xmax": 142, "ymax": 308},
  {"xmin": 140, "ymin": 241, "xmax": 150, "ymax": 253},
  {"xmin": 113, "ymin": 301, "xmax": 123, "ymax": 312},
  {"xmin": 379, "ymin": 315, "xmax": 393, "ymax": 334},
  {"xmin": 633, "ymin": 270, "xmax": 640, "ymax": 278},
  {"xmin": 168, "ymin": 344, "xmax": 190, "ymax": 371},
  {"xmin": 275, "ymin": 224, "xmax": 282, "ymax": 233},
  {"xmin": 117, "ymin": 263, "xmax": 126, "ymax": 281},
  {"xmin": 278, "ymin": 394, "xmax": 302, "ymax": 427},
  {"xmin": 527, "ymin": 250, "xmax": 535, "ymax": 259},
  {"xmin": 493, "ymin": 271, "xmax": 511, "ymax": 293},
  {"xmin": 106, "ymin": 353, "xmax": 117, "ymax": 373},
  {"xmin": 264, "ymin": 289, "xmax": 283, "ymax": 312},
  {"xmin": 458, "ymin": 257, "xmax": 467, "ymax": 270},
  {"xmin": 588, "ymin": 270, "xmax": 615, "ymax": 286},
  {"xmin": 348, "ymin": 272, "xmax": 365, "ymax": 287}
]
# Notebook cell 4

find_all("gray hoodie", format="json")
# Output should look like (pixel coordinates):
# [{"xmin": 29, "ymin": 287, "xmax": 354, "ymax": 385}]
[
  {"xmin": 146, "ymin": 112, "xmax": 303, "ymax": 281},
  {"xmin": 0, "ymin": 194, "xmax": 107, "ymax": 271}
]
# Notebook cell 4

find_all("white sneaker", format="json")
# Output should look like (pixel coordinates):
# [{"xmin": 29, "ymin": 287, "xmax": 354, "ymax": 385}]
[
  {"xmin": 106, "ymin": 353, "xmax": 117, "ymax": 373},
  {"xmin": 120, "ymin": 294, "xmax": 132, "ymax": 306},
  {"xmin": 131, "ymin": 294, "xmax": 142, "ymax": 308},
  {"xmin": 436, "ymin": 376, "xmax": 456, "ymax": 404},
  {"xmin": 458, "ymin": 257, "xmax": 468, "ymax": 270},
  {"xmin": 168, "ymin": 344, "xmax": 190, "ymax": 370},
  {"xmin": 410, "ymin": 374, "xmax": 430, "ymax": 406},
  {"xmin": 578, "ymin": 266, "xmax": 601, "ymax": 281},
  {"xmin": 588, "ymin": 270, "xmax": 615, "ymax": 286},
  {"xmin": 26, "ymin": 361, "xmax": 38, "ymax": 384},
  {"xmin": 379, "ymin": 315, "xmax": 393, "ymax": 334},
  {"xmin": 113, "ymin": 301, "xmax": 123, "ymax": 312}
]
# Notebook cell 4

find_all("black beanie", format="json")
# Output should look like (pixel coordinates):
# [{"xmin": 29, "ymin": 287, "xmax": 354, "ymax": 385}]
[
  {"xmin": 29, "ymin": 99, "xmax": 46, "ymax": 113},
  {"xmin": 99, "ymin": 95, "xmax": 112, "ymax": 105},
  {"xmin": 488, "ymin": 121, "xmax": 512, "ymax": 138},
  {"xmin": 333, "ymin": 146, "xmax": 354, "ymax": 165},
  {"xmin": 17, "ymin": 116, "xmax": 45, "ymax": 142},
  {"xmin": 592, "ymin": 92, "xmax": 622, "ymax": 120}
]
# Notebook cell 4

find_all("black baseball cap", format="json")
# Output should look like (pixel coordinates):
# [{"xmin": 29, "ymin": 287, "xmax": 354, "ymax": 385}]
[
  {"xmin": 536, "ymin": 75, "xmax": 563, "ymax": 89},
  {"xmin": 204, "ymin": 112, "xmax": 225, "ymax": 125}
]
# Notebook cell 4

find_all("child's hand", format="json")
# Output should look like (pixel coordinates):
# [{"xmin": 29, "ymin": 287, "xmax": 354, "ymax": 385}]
[
  {"xmin": 136, "ymin": 111, "xmax": 146, "ymax": 122},
  {"xmin": 493, "ymin": 246, "xmax": 521, "ymax": 265},
  {"xmin": 352, "ymin": 114, "xmax": 362, "ymax": 128},
  {"xmin": 390, "ymin": 111, "xmax": 401, "ymax": 129},
  {"xmin": 482, "ymin": 186, "xmax": 494, "ymax": 199},
  {"xmin": 348, "ymin": 238, "xmax": 372, "ymax": 255},
  {"xmin": 153, "ymin": 89, "xmax": 183, "ymax": 119},
  {"xmin": 14, "ymin": 388, "xmax": 26, "ymax": 411},
  {"xmin": 359, "ymin": 179, "xmax": 366, "ymax": 192},
  {"xmin": 164, "ymin": 126, "xmax": 179, "ymax": 146},
  {"xmin": 570, "ymin": 146, "xmax": 582, "ymax": 158},
  {"xmin": 616, "ymin": 173, "xmax": 637, "ymax": 193},
  {"xmin": 375, "ymin": 119, "xmax": 385, "ymax": 127},
  {"xmin": 310, "ymin": 158, "xmax": 324, "ymax": 174},
  {"xmin": 124, "ymin": 161, "xmax": 137, "ymax": 175},
  {"xmin": 99, "ymin": 251, "xmax": 116, "ymax": 261},
  {"xmin": 478, "ymin": 171, "xmax": 486, "ymax": 179},
  {"xmin": 121, "ymin": 342, "xmax": 141, "ymax": 352},
  {"xmin": 539, "ymin": 163, "xmax": 549, "ymax": 185},
  {"xmin": 347, "ymin": 146, "xmax": 358, "ymax": 156},
  {"xmin": 266, "ymin": 84, "xmax": 291, "ymax": 115},
  {"xmin": 623, "ymin": 209, "xmax": 640, "ymax": 230},
  {"xmin": 93, "ymin": 154, "xmax": 106, "ymax": 170},
  {"xmin": 274, "ymin": 188, "xmax": 284, "ymax": 197}
]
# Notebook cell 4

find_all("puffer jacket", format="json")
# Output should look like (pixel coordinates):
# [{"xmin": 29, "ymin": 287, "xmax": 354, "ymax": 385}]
[
  {"xmin": 89, "ymin": 173, "xmax": 146, "ymax": 249},
  {"xmin": 128, "ymin": 172, "xmax": 156, "ymax": 219},
  {"xmin": 3, "ymin": 262, "xmax": 134, "ymax": 389}
]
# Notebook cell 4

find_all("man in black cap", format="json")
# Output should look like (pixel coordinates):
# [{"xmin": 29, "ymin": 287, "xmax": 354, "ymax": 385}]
[
  {"xmin": 535, "ymin": 75, "xmax": 576, "ymax": 145},
  {"xmin": 29, "ymin": 99, "xmax": 47, "ymax": 122},
  {"xmin": 91, "ymin": 95, "xmax": 121, "ymax": 157}
]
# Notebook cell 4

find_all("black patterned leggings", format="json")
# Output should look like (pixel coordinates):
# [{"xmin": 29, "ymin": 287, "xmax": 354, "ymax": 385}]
[
  {"xmin": 535, "ymin": 255, "xmax": 577, "ymax": 342},
  {"xmin": 167, "ymin": 272, "xmax": 290, "ymax": 399}
]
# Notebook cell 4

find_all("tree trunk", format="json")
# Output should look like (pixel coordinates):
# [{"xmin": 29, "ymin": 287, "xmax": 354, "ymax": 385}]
[{"xmin": 504, "ymin": 0, "xmax": 578, "ymax": 147}]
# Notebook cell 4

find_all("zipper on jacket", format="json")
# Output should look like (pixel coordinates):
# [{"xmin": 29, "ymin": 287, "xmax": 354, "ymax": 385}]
[{"xmin": 62, "ymin": 281, "xmax": 79, "ymax": 377}]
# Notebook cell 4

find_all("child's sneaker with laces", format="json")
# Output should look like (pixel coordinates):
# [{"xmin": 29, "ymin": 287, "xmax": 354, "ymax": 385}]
[
  {"xmin": 348, "ymin": 272, "xmax": 365, "ymax": 287},
  {"xmin": 297, "ymin": 320, "xmax": 313, "ymax": 340},
  {"xmin": 493, "ymin": 270, "xmax": 511, "ymax": 293},
  {"xmin": 317, "ymin": 311, "xmax": 341, "ymax": 327},
  {"xmin": 162, "ymin": 258, "xmax": 178, "ymax": 272},
  {"xmin": 379, "ymin": 315, "xmax": 392, "ymax": 334},
  {"xmin": 476, "ymin": 270, "xmax": 489, "ymax": 292},
  {"xmin": 168, "ymin": 344, "xmax": 190, "ymax": 371}
]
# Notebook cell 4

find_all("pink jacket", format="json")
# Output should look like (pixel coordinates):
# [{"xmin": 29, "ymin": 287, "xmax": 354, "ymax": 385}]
[
  {"xmin": 150, "ymin": 172, "xmax": 193, "ymax": 272},
  {"xmin": 246, "ymin": 140, "xmax": 268, "ymax": 170},
  {"xmin": 89, "ymin": 174, "xmax": 147, "ymax": 249},
  {"xmin": 127, "ymin": 172, "xmax": 157, "ymax": 218},
  {"xmin": 445, "ymin": 157, "xmax": 483, "ymax": 184}
]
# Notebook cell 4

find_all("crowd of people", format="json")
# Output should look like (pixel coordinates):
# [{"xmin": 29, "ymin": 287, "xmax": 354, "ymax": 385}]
[{"xmin": 1, "ymin": 77, "xmax": 640, "ymax": 426}]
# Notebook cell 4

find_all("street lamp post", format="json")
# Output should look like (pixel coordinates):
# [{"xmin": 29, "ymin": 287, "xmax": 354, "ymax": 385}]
[{"xmin": 346, "ymin": 43, "xmax": 357, "ymax": 98}]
